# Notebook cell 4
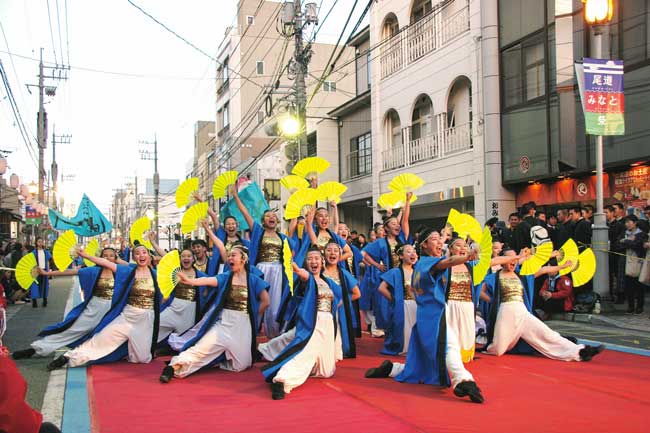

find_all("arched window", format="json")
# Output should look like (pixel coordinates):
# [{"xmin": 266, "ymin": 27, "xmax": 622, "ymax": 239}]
[{"xmin": 411, "ymin": 94, "xmax": 434, "ymax": 140}]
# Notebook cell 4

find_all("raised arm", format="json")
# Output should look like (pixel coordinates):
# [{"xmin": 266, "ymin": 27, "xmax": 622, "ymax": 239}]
[
  {"xmin": 434, "ymin": 254, "xmax": 470, "ymax": 271},
  {"xmin": 207, "ymin": 207, "xmax": 220, "ymax": 231},
  {"xmin": 78, "ymin": 248, "xmax": 117, "ymax": 272},
  {"xmin": 202, "ymin": 220, "xmax": 227, "ymax": 263},
  {"xmin": 534, "ymin": 261, "xmax": 572, "ymax": 279},
  {"xmin": 230, "ymin": 184, "xmax": 254, "ymax": 231},
  {"xmin": 401, "ymin": 192, "xmax": 412, "ymax": 240},
  {"xmin": 39, "ymin": 268, "xmax": 79, "ymax": 277},
  {"xmin": 147, "ymin": 231, "xmax": 166, "ymax": 258},
  {"xmin": 293, "ymin": 264, "xmax": 310, "ymax": 282},
  {"xmin": 304, "ymin": 208, "xmax": 318, "ymax": 246},
  {"xmin": 288, "ymin": 217, "xmax": 298, "ymax": 239},
  {"xmin": 330, "ymin": 201, "xmax": 340, "ymax": 233}
]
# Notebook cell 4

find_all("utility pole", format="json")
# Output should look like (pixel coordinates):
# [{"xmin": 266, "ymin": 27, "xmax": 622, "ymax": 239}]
[
  {"xmin": 51, "ymin": 125, "xmax": 71, "ymax": 211},
  {"xmin": 293, "ymin": 0, "xmax": 307, "ymax": 162},
  {"xmin": 140, "ymin": 135, "xmax": 159, "ymax": 243},
  {"xmin": 37, "ymin": 48, "xmax": 45, "ymax": 206}
]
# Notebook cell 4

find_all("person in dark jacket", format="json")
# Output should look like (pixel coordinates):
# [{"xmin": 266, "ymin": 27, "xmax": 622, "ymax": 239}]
[
  {"xmin": 570, "ymin": 206, "xmax": 592, "ymax": 252},
  {"xmin": 619, "ymin": 215, "xmax": 647, "ymax": 314},
  {"xmin": 611, "ymin": 203, "xmax": 628, "ymax": 303}
]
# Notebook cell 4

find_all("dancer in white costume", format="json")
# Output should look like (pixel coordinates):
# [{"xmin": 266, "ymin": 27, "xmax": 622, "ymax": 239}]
[
  {"xmin": 262, "ymin": 247, "xmax": 344, "ymax": 400},
  {"xmin": 483, "ymin": 248, "xmax": 604, "ymax": 362},
  {"xmin": 159, "ymin": 245, "xmax": 270, "ymax": 382},
  {"xmin": 47, "ymin": 244, "xmax": 163, "ymax": 370},
  {"xmin": 12, "ymin": 248, "xmax": 123, "ymax": 360}
]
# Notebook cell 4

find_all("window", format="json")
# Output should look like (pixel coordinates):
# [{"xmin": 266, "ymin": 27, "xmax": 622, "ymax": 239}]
[
  {"xmin": 323, "ymin": 81, "xmax": 336, "ymax": 92},
  {"xmin": 501, "ymin": 36, "xmax": 545, "ymax": 108},
  {"xmin": 410, "ymin": 0, "xmax": 432, "ymax": 23},
  {"xmin": 307, "ymin": 133, "xmax": 317, "ymax": 157},
  {"xmin": 264, "ymin": 179, "xmax": 281, "ymax": 201},
  {"xmin": 256, "ymin": 61, "xmax": 264, "ymax": 75},
  {"xmin": 246, "ymin": 15, "xmax": 255, "ymax": 25},
  {"xmin": 257, "ymin": 111, "xmax": 265, "ymax": 125},
  {"xmin": 350, "ymin": 132, "xmax": 372, "ymax": 178},
  {"xmin": 207, "ymin": 152, "xmax": 215, "ymax": 174},
  {"xmin": 223, "ymin": 102, "xmax": 230, "ymax": 129},
  {"xmin": 222, "ymin": 57, "xmax": 229, "ymax": 84}
]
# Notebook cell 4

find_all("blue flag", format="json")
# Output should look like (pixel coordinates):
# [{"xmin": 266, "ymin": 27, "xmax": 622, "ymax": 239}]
[
  {"xmin": 48, "ymin": 194, "xmax": 113, "ymax": 236},
  {"xmin": 220, "ymin": 182, "xmax": 270, "ymax": 231}
]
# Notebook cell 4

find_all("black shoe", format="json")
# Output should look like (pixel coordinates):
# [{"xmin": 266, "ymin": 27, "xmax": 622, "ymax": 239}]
[
  {"xmin": 365, "ymin": 359, "xmax": 393, "ymax": 378},
  {"xmin": 579, "ymin": 344, "xmax": 605, "ymax": 361},
  {"xmin": 12, "ymin": 348, "xmax": 36, "ymax": 360},
  {"xmin": 271, "ymin": 382, "xmax": 285, "ymax": 400},
  {"xmin": 47, "ymin": 356, "xmax": 68, "ymax": 371},
  {"xmin": 154, "ymin": 346, "xmax": 178, "ymax": 357},
  {"xmin": 159, "ymin": 365, "xmax": 174, "ymax": 383},
  {"xmin": 32, "ymin": 299, "xmax": 38, "ymax": 308},
  {"xmin": 453, "ymin": 381, "xmax": 484, "ymax": 403},
  {"xmin": 42, "ymin": 298, "xmax": 47, "ymax": 307},
  {"xmin": 39, "ymin": 421, "xmax": 62, "ymax": 433}
]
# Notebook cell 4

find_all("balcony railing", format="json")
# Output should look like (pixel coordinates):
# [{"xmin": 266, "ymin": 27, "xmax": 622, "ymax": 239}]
[
  {"xmin": 382, "ymin": 122, "xmax": 472, "ymax": 171},
  {"xmin": 380, "ymin": 3, "xmax": 469, "ymax": 80},
  {"xmin": 345, "ymin": 150, "xmax": 372, "ymax": 180}
]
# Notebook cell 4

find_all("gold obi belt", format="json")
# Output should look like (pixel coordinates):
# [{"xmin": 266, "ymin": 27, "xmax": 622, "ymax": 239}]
[
  {"xmin": 447, "ymin": 270, "xmax": 473, "ymax": 302},
  {"xmin": 224, "ymin": 284, "xmax": 248, "ymax": 312},
  {"xmin": 499, "ymin": 276, "xmax": 525, "ymax": 303},
  {"xmin": 317, "ymin": 281, "xmax": 334, "ymax": 312},
  {"xmin": 259, "ymin": 236, "xmax": 282, "ymax": 263},
  {"xmin": 128, "ymin": 277, "xmax": 155, "ymax": 309},
  {"xmin": 174, "ymin": 282, "xmax": 196, "ymax": 301},
  {"xmin": 93, "ymin": 277, "xmax": 114, "ymax": 300}
]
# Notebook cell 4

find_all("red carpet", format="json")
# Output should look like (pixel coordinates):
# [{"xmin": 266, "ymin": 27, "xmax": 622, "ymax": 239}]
[{"xmin": 88, "ymin": 336, "xmax": 650, "ymax": 433}]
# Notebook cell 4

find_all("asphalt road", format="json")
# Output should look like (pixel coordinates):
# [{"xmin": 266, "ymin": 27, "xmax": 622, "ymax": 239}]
[{"xmin": 4, "ymin": 276, "xmax": 73, "ymax": 410}]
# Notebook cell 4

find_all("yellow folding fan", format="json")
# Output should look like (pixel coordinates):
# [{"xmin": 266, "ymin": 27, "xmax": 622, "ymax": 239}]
[
  {"xmin": 16, "ymin": 253, "xmax": 38, "ymax": 290},
  {"xmin": 130, "ymin": 216, "xmax": 153, "ymax": 250},
  {"xmin": 212, "ymin": 171, "xmax": 239, "ymax": 200},
  {"xmin": 291, "ymin": 157, "xmax": 330, "ymax": 180},
  {"xmin": 377, "ymin": 191, "xmax": 418, "ymax": 210},
  {"xmin": 520, "ymin": 241, "xmax": 554, "ymax": 275},
  {"xmin": 557, "ymin": 239, "xmax": 579, "ymax": 276},
  {"xmin": 53, "ymin": 230, "xmax": 78, "ymax": 271},
  {"xmin": 181, "ymin": 202, "xmax": 209, "ymax": 234},
  {"xmin": 157, "ymin": 250, "xmax": 180, "ymax": 298},
  {"xmin": 472, "ymin": 227, "xmax": 493, "ymax": 285},
  {"xmin": 388, "ymin": 173, "xmax": 424, "ymax": 193},
  {"xmin": 285, "ymin": 188, "xmax": 319, "ymax": 220},
  {"xmin": 83, "ymin": 239, "xmax": 100, "ymax": 267},
  {"xmin": 316, "ymin": 181, "xmax": 347, "ymax": 202},
  {"xmin": 571, "ymin": 248, "xmax": 596, "ymax": 287},
  {"xmin": 280, "ymin": 175, "xmax": 309, "ymax": 192},
  {"xmin": 283, "ymin": 241, "xmax": 293, "ymax": 295},
  {"xmin": 176, "ymin": 177, "xmax": 199, "ymax": 208},
  {"xmin": 446, "ymin": 209, "xmax": 482, "ymax": 243}
]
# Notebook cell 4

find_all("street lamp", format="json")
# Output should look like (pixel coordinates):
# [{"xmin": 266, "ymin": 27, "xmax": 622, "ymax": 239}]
[{"xmin": 583, "ymin": 0, "xmax": 614, "ymax": 299}]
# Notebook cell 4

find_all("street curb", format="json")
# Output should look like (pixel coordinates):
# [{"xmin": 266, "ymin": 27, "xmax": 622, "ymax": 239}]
[{"xmin": 551, "ymin": 312, "xmax": 650, "ymax": 333}]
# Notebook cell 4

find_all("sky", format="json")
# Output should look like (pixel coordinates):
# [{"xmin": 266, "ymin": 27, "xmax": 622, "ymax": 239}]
[{"xmin": 0, "ymin": 0, "xmax": 366, "ymax": 217}]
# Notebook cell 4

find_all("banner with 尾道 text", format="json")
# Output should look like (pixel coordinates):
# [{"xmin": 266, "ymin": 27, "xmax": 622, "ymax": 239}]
[{"xmin": 583, "ymin": 58, "xmax": 625, "ymax": 136}]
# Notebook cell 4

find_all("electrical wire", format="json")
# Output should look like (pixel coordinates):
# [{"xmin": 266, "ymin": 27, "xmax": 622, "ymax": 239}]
[{"xmin": 46, "ymin": 0, "xmax": 59, "ymax": 65}]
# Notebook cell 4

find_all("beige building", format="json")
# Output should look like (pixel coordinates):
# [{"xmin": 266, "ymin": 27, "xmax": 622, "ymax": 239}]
[
  {"xmin": 212, "ymin": 0, "xmax": 356, "ymax": 222},
  {"xmin": 190, "ymin": 120, "xmax": 216, "ymax": 205}
]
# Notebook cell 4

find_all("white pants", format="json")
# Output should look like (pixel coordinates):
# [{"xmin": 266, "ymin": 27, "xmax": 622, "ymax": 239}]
[
  {"xmin": 168, "ymin": 304, "xmax": 215, "ymax": 351},
  {"xmin": 401, "ymin": 300, "xmax": 417, "ymax": 354},
  {"xmin": 362, "ymin": 310, "xmax": 384, "ymax": 337},
  {"xmin": 390, "ymin": 319, "xmax": 474, "ymax": 388},
  {"xmin": 259, "ymin": 328, "xmax": 295, "ymax": 361},
  {"xmin": 157, "ymin": 298, "xmax": 196, "ymax": 343},
  {"xmin": 65, "ymin": 305, "xmax": 155, "ymax": 367},
  {"xmin": 486, "ymin": 301, "xmax": 583, "ymax": 361},
  {"xmin": 170, "ymin": 309, "xmax": 252, "ymax": 378},
  {"xmin": 31, "ymin": 297, "xmax": 112, "ymax": 357},
  {"xmin": 273, "ymin": 312, "xmax": 337, "ymax": 394},
  {"xmin": 257, "ymin": 262, "xmax": 283, "ymax": 339},
  {"xmin": 446, "ymin": 300, "xmax": 476, "ymax": 362}
]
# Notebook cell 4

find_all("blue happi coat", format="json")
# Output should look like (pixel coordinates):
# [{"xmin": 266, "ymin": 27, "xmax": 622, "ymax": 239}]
[
  {"xmin": 261, "ymin": 274, "xmax": 342, "ymax": 382},
  {"xmin": 326, "ymin": 267, "xmax": 359, "ymax": 358},
  {"xmin": 78, "ymin": 265, "xmax": 167, "ymax": 365},
  {"xmin": 213, "ymin": 227, "xmax": 250, "ymax": 272}
]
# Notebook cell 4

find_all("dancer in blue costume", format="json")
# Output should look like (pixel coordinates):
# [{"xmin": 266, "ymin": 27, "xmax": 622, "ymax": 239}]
[
  {"xmin": 159, "ymin": 245, "xmax": 270, "ymax": 382},
  {"xmin": 337, "ymin": 222, "xmax": 364, "ymax": 337},
  {"xmin": 360, "ymin": 194, "xmax": 412, "ymax": 337},
  {"xmin": 263, "ymin": 246, "xmax": 344, "ymax": 400},
  {"xmin": 482, "ymin": 248, "xmax": 604, "ymax": 361},
  {"xmin": 29, "ymin": 237, "xmax": 52, "ymax": 307},
  {"xmin": 231, "ymin": 183, "xmax": 292, "ymax": 338},
  {"xmin": 11, "ymin": 247, "xmax": 126, "ymax": 361},
  {"xmin": 207, "ymin": 207, "xmax": 250, "ymax": 273},
  {"xmin": 364, "ymin": 229, "xmax": 484, "ymax": 404},
  {"xmin": 295, "ymin": 203, "xmax": 350, "ymax": 264},
  {"xmin": 47, "ymin": 243, "xmax": 165, "ymax": 370},
  {"xmin": 376, "ymin": 244, "xmax": 418, "ymax": 356},
  {"xmin": 323, "ymin": 240, "xmax": 361, "ymax": 358}
]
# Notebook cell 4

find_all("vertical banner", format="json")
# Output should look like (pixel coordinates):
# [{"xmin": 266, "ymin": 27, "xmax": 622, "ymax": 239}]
[
  {"xmin": 582, "ymin": 58, "xmax": 625, "ymax": 136},
  {"xmin": 25, "ymin": 205, "xmax": 42, "ymax": 225}
]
